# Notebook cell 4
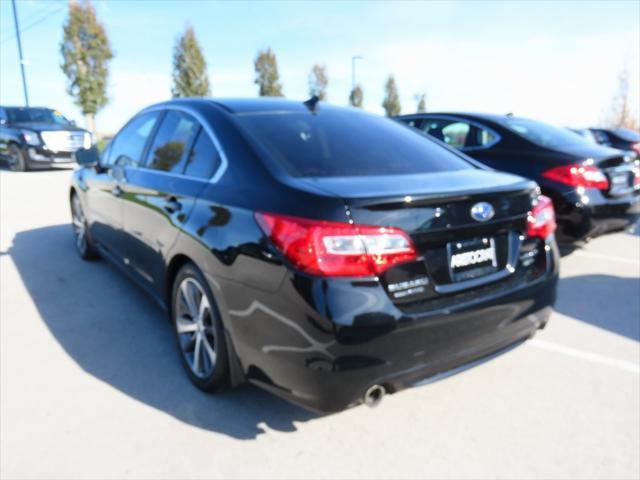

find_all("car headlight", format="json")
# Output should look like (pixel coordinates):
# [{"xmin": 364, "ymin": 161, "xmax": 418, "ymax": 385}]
[
  {"xmin": 83, "ymin": 132, "xmax": 93, "ymax": 149},
  {"xmin": 21, "ymin": 129, "xmax": 41, "ymax": 146}
]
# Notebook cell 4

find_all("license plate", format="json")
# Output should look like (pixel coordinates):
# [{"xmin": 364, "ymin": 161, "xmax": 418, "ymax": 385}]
[
  {"xmin": 448, "ymin": 237, "xmax": 498, "ymax": 281},
  {"xmin": 611, "ymin": 173, "xmax": 631, "ymax": 186},
  {"xmin": 609, "ymin": 172, "xmax": 633, "ymax": 195}
]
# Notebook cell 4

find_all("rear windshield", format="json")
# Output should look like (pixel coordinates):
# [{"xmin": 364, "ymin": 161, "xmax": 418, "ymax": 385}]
[
  {"xmin": 502, "ymin": 118, "xmax": 587, "ymax": 148},
  {"xmin": 6, "ymin": 108, "xmax": 70, "ymax": 125},
  {"xmin": 235, "ymin": 109, "xmax": 473, "ymax": 177},
  {"xmin": 612, "ymin": 128, "xmax": 640, "ymax": 142}
]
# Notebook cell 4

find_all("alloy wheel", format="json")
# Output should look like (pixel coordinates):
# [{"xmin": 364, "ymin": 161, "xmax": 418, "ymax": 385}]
[
  {"xmin": 175, "ymin": 277, "xmax": 217, "ymax": 378},
  {"xmin": 71, "ymin": 195, "xmax": 87, "ymax": 254}
]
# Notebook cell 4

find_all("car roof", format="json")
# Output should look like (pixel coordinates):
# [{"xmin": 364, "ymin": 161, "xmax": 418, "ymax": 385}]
[
  {"xmin": 148, "ymin": 97, "xmax": 325, "ymax": 115},
  {"xmin": 0, "ymin": 106, "xmax": 55, "ymax": 110}
]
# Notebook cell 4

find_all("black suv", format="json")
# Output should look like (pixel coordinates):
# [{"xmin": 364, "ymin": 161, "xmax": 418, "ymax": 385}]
[
  {"xmin": 71, "ymin": 98, "xmax": 559, "ymax": 412},
  {"xmin": 0, "ymin": 106, "xmax": 92, "ymax": 171}
]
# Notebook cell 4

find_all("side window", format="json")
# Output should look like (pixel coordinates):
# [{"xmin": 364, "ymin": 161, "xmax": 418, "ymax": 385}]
[
  {"xmin": 107, "ymin": 112, "xmax": 160, "ymax": 167},
  {"xmin": 422, "ymin": 118, "xmax": 496, "ymax": 150},
  {"xmin": 591, "ymin": 130, "xmax": 611, "ymax": 146},
  {"xmin": 441, "ymin": 122, "xmax": 471, "ymax": 149},
  {"xmin": 145, "ymin": 110, "xmax": 200, "ymax": 173},
  {"xmin": 184, "ymin": 130, "xmax": 221, "ymax": 179},
  {"xmin": 476, "ymin": 128, "xmax": 497, "ymax": 147},
  {"xmin": 0, "ymin": 108, "xmax": 7, "ymax": 124},
  {"xmin": 402, "ymin": 118, "xmax": 421, "ymax": 129}
]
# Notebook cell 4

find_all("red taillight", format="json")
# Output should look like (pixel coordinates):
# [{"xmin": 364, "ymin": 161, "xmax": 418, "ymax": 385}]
[
  {"xmin": 542, "ymin": 164, "xmax": 609, "ymax": 190},
  {"xmin": 255, "ymin": 212, "xmax": 417, "ymax": 277},
  {"xmin": 527, "ymin": 195, "xmax": 556, "ymax": 240},
  {"xmin": 632, "ymin": 143, "xmax": 640, "ymax": 155},
  {"xmin": 634, "ymin": 161, "xmax": 640, "ymax": 189}
]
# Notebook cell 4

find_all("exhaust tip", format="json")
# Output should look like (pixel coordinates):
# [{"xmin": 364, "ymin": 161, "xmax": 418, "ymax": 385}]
[{"xmin": 363, "ymin": 384, "xmax": 386, "ymax": 408}]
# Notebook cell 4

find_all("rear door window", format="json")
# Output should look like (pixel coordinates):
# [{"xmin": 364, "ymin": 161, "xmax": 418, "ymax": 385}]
[
  {"xmin": 145, "ymin": 110, "xmax": 200, "ymax": 173},
  {"xmin": 183, "ymin": 130, "xmax": 221, "ymax": 179}
]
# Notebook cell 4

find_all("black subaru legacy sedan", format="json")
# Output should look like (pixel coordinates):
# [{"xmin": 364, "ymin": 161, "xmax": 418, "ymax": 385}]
[
  {"xmin": 70, "ymin": 98, "xmax": 559, "ymax": 412},
  {"xmin": 396, "ymin": 113, "xmax": 640, "ymax": 246}
]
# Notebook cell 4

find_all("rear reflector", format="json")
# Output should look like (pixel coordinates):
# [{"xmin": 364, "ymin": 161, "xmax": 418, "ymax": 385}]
[
  {"xmin": 542, "ymin": 164, "xmax": 609, "ymax": 190},
  {"xmin": 527, "ymin": 195, "xmax": 556, "ymax": 240},
  {"xmin": 255, "ymin": 212, "xmax": 417, "ymax": 277}
]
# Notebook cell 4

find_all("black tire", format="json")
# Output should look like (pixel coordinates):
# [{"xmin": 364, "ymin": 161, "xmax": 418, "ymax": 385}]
[
  {"xmin": 70, "ymin": 193, "xmax": 99, "ymax": 260},
  {"xmin": 8, "ymin": 144, "xmax": 28, "ymax": 172},
  {"xmin": 171, "ymin": 263, "xmax": 229, "ymax": 391}
]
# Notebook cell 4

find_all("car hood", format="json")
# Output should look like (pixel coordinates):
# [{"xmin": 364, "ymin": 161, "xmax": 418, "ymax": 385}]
[{"xmin": 13, "ymin": 122, "xmax": 88, "ymax": 133}]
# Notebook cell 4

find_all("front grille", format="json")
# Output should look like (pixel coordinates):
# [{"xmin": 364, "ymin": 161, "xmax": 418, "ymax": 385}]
[{"xmin": 41, "ymin": 131, "xmax": 86, "ymax": 152}]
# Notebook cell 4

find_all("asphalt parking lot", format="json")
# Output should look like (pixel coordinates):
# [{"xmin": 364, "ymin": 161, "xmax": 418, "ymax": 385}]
[{"xmin": 1, "ymin": 168, "xmax": 639, "ymax": 480}]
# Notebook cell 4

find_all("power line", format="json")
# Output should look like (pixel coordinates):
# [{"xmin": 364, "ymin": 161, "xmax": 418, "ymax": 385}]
[
  {"xmin": 16, "ymin": 0, "xmax": 60, "ymax": 26},
  {"xmin": 1, "ymin": 2, "xmax": 65, "ymax": 46}
]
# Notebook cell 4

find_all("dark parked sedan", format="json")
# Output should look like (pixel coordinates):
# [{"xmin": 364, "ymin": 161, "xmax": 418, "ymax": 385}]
[
  {"xmin": 71, "ymin": 98, "xmax": 558, "ymax": 412},
  {"xmin": 397, "ymin": 113, "xmax": 640, "ymax": 245},
  {"xmin": 589, "ymin": 127, "xmax": 640, "ymax": 157},
  {"xmin": 0, "ymin": 106, "xmax": 91, "ymax": 171}
]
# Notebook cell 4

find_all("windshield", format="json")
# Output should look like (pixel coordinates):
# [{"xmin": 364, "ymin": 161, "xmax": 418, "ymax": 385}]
[
  {"xmin": 6, "ymin": 108, "xmax": 71, "ymax": 125},
  {"xmin": 236, "ymin": 109, "xmax": 474, "ymax": 177},
  {"xmin": 503, "ymin": 118, "xmax": 587, "ymax": 148}
]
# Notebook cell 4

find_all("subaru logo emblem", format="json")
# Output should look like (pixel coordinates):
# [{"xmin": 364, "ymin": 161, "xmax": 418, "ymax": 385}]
[{"xmin": 470, "ymin": 202, "xmax": 495, "ymax": 222}]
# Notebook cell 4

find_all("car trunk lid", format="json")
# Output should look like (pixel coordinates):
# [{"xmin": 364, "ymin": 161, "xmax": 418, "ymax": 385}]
[{"xmin": 296, "ymin": 169, "xmax": 540, "ymax": 307}]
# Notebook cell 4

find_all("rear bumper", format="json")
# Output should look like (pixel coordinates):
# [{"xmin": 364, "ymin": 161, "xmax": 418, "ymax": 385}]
[
  {"xmin": 255, "ymin": 301, "xmax": 553, "ymax": 413},
  {"xmin": 552, "ymin": 189, "xmax": 640, "ymax": 244},
  {"xmin": 218, "ymin": 240, "xmax": 559, "ymax": 413}
]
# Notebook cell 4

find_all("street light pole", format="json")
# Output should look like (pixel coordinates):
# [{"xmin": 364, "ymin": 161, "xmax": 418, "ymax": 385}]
[
  {"xmin": 11, "ymin": 0, "xmax": 30, "ymax": 107},
  {"xmin": 351, "ymin": 55, "xmax": 363, "ymax": 92}
]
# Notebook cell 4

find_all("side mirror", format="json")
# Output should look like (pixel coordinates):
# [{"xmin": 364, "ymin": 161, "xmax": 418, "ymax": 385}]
[{"xmin": 75, "ymin": 146, "xmax": 99, "ymax": 167}]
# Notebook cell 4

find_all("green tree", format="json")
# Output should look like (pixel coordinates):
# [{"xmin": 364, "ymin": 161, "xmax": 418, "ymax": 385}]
[
  {"xmin": 254, "ymin": 48, "xmax": 284, "ymax": 96},
  {"xmin": 171, "ymin": 25, "xmax": 210, "ymax": 98},
  {"xmin": 416, "ymin": 93, "xmax": 426, "ymax": 113},
  {"xmin": 60, "ymin": 0, "xmax": 113, "ymax": 134},
  {"xmin": 382, "ymin": 75, "xmax": 401, "ymax": 116},
  {"xmin": 308, "ymin": 64, "xmax": 328, "ymax": 100},
  {"xmin": 349, "ymin": 84, "xmax": 363, "ymax": 108}
]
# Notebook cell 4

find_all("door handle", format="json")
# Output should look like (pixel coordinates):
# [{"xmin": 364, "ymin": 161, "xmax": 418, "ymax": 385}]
[{"xmin": 163, "ymin": 197, "xmax": 182, "ymax": 213}]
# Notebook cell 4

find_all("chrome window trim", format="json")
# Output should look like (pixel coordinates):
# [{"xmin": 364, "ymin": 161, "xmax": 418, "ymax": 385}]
[
  {"xmin": 140, "ymin": 104, "xmax": 229, "ymax": 183},
  {"xmin": 419, "ymin": 114, "xmax": 502, "ymax": 151}
]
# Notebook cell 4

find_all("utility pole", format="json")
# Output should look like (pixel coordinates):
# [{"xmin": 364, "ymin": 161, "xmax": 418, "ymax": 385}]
[
  {"xmin": 351, "ymin": 55, "xmax": 363, "ymax": 92},
  {"xmin": 11, "ymin": 0, "xmax": 30, "ymax": 106}
]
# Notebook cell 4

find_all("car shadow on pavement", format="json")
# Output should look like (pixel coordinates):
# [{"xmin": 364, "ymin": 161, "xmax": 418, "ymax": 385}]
[
  {"xmin": 556, "ymin": 274, "xmax": 640, "ymax": 341},
  {"xmin": 9, "ymin": 224, "xmax": 318, "ymax": 440}
]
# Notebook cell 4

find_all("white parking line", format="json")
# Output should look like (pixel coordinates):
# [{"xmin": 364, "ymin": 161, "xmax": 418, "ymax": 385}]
[
  {"xmin": 528, "ymin": 338, "xmax": 640, "ymax": 374},
  {"xmin": 573, "ymin": 250, "xmax": 640, "ymax": 266}
]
